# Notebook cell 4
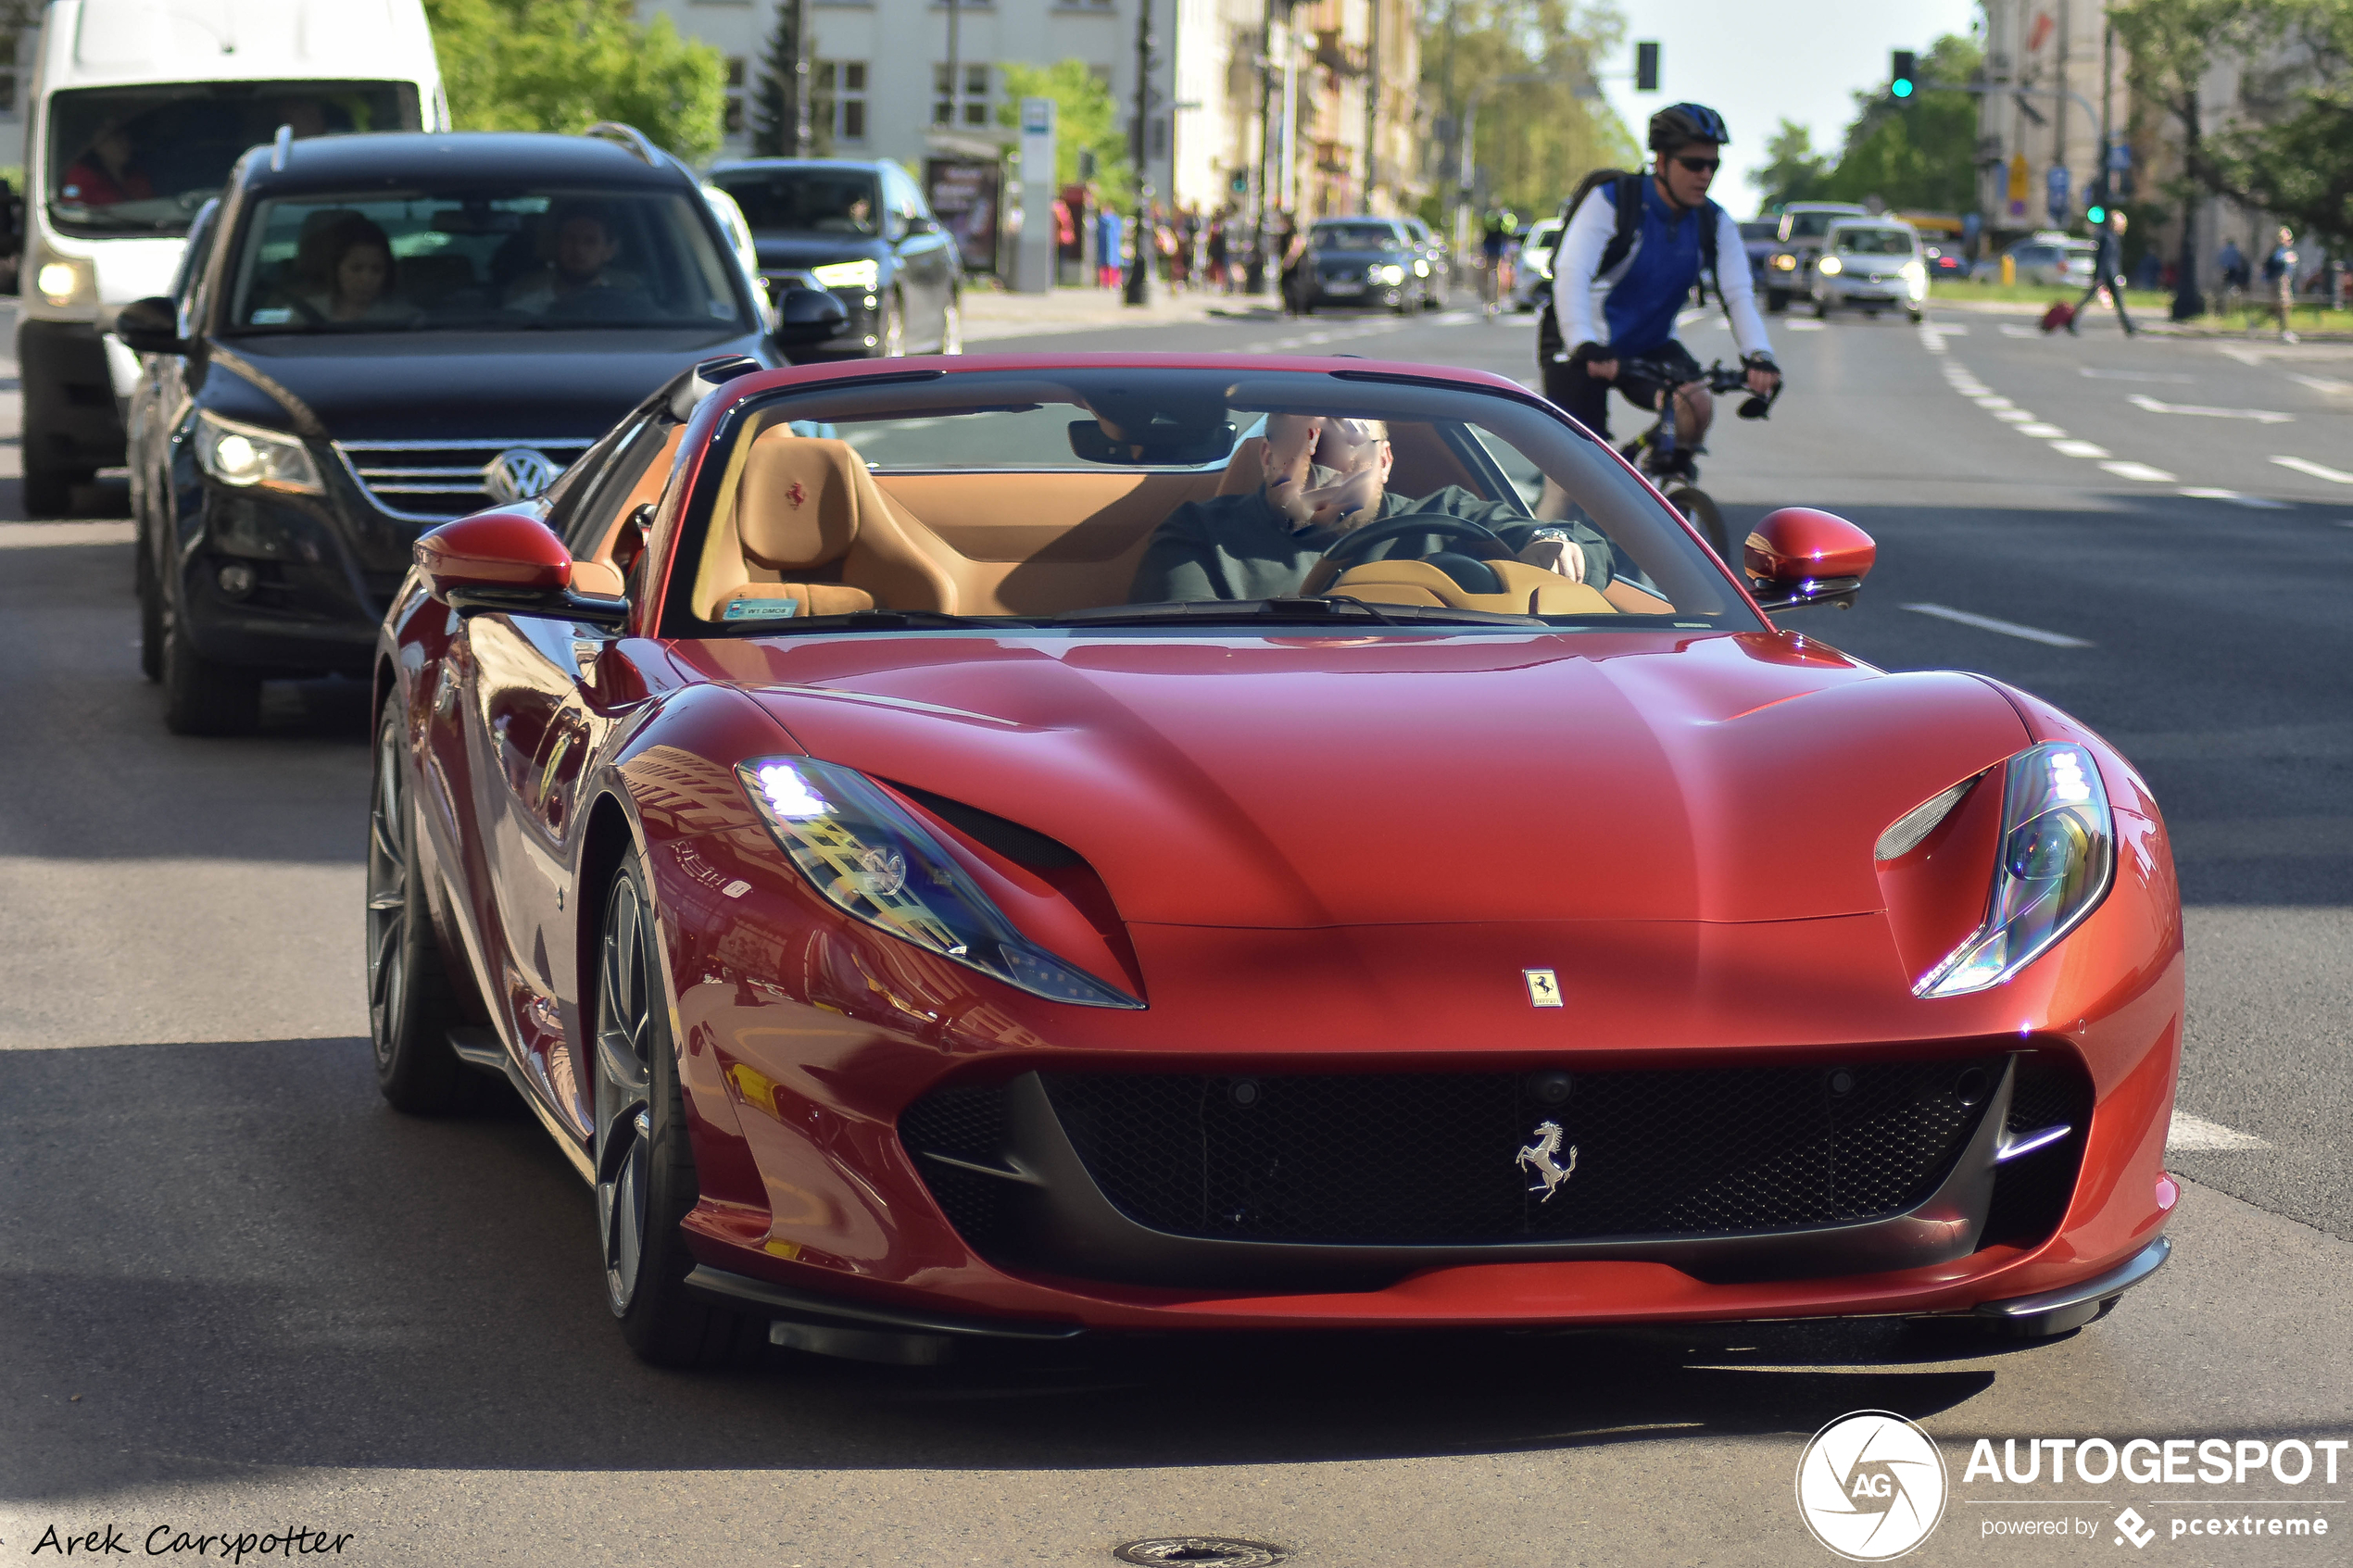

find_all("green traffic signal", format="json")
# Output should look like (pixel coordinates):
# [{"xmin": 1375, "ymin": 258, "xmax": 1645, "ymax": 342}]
[
  {"xmin": 2087, "ymin": 205, "xmax": 2107, "ymax": 225},
  {"xmin": 1891, "ymin": 49, "xmax": 1916, "ymax": 97},
  {"xmin": 1892, "ymin": 79, "xmax": 1913, "ymax": 98}
]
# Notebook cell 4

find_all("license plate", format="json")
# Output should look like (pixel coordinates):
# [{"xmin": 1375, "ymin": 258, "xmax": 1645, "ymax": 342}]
[{"xmin": 1325, "ymin": 279, "xmax": 1364, "ymax": 295}]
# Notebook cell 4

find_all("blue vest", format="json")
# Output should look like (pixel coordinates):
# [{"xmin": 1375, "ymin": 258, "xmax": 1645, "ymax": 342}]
[{"xmin": 1602, "ymin": 180, "xmax": 1709, "ymax": 358}]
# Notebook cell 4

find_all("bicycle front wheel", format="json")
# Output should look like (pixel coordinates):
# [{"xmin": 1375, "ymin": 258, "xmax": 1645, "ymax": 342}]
[{"xmin": 1664, "ymin": 485, "xmax": 1731, "ymax": 563}]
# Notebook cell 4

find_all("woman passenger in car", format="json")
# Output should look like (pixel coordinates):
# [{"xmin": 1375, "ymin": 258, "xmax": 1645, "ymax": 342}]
[
  {"xmin": 297, "ymin": 216, "xmax": 408, "ymax": 324},
  {"xmin": 1128, "ymin": 413, "xmax": 1612, "ymax": 603}
]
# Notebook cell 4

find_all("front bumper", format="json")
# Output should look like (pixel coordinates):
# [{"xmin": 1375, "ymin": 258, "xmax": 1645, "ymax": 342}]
[{"xmin": 175, "ymin": 475, "xmax": 424, "ymax": 677}]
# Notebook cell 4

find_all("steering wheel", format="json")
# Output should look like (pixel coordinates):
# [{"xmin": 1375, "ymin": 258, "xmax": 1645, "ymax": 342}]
[{"xmin": 1299, "ymin": 511, "xmax": 1516, "ymax": 596}]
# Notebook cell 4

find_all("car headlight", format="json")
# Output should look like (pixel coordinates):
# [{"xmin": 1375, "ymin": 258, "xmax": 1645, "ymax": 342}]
[
  {"xmin": 811, "ymin": 258, "xmax": 880, "ymax": 290},
  {"xmin": 1413, "ymin": 258, "xmax": 1429, "ymax": 277},
  {"xmin": 1375, "ymin": 264, "xmax": 1405, "ymax": 284},
  {"xmin": 1818, "ymin": 256, "xmax": 1843, "ymax": 275},
  {"xmin": 1912, "ymin": 743, "xmax": 2115, "ymax": 998},
  {"xmin": 37, "ymin": 259, "xmax": 90, "ymax": 307},
  {"xmin": 1772, "ymin": 253, "xmax": 1797, "ymax": 271},
  {"xmin": 739, "ymin": 757, "xmax": 1143, "ymax": 1009},
  {"xmin": 194, "ymin": 410, "xmax": 324, "ymax": 495},
  {"xmin": 1901, "ymin": 258, "xmax": 1927, "ymax": 281}
]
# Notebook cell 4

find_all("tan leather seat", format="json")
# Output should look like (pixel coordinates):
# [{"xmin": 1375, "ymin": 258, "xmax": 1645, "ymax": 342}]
[
  {"xmin": 1215, "ymin": 436, "xmax": 1268, "ymax": 496},
  {"xmin": 698, "ymin": 433, "xmax": 957, "ymax": 621}
]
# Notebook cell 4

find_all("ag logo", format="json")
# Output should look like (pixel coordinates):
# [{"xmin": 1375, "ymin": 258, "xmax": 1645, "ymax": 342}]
[{"xmin": 1794, "ymin": 1411, "xmax": 1947, "ymax": 1561}]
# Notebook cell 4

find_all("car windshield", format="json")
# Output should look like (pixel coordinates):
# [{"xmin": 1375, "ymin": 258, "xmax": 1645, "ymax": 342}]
[
  {"xmin": 661, "ymin": 368, "xmax": 1762, "ymax": 640},
  {"xmin": 1834, "ymin": 228, "xmax": 1916, "ymax": 256},
  {"xmin": 1740, "ymin": 220, "xmax": 1778, "ymax": 242},
  {"xmin": 1315, "ymin": 222, "xmax": 1401, "ymax": 250},
  {"xmin": 1786, "ymin": 212, "xmax": 1851, "ymax": 241},
  {"xmin": 220, "ymin": 188, "xmax": 748, "ymax": 334},
  {"xmin": 707, "ymin": 169, "xmax": 882, "ymax": 234},
  {"xmin": 44, "ymin": 82, "xmax": 421, "ymax": 236}
]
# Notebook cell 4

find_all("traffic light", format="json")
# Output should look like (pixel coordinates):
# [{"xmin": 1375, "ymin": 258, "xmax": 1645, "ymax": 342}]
[
  {"xmin": 1635, "ymin": 42, "xmax": 1660, "ymax": 93},
  {"xmin": 2086, "ymin": 202, "xmax": 2107, "ymax": 226},
  {"xmin": 2086, "ymin": 175, "xmax": 2108, "ymax": 226},
  {"xmin": 1891, "ymin": 50, "xmax": 1917, "ymax": 98}
]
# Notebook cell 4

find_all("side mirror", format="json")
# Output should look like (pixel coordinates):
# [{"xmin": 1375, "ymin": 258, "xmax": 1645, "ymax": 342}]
[
  {"xmin": 770, "ymin": 284, "xmax": 849, "ymax": 349},
  {"xmin": 903, "ymin": 213, "xmax": 937, "ymax": 236},
  {"xmin": 414, "ymin": 510, "xmax": 628, "ymax": 632},
  {"xmin": 1743, "ymin": 506, "xmax": 1875, "ymax": 612},
  {"xmin": 113, "ymin": 295, "xmax": 185, "ymax": 355}
]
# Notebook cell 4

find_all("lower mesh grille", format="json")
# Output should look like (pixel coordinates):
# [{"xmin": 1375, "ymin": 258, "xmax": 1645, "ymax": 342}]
[{"xmin": 901, "ymin": 1056, "xmax": 2007, "ymax": 1250}]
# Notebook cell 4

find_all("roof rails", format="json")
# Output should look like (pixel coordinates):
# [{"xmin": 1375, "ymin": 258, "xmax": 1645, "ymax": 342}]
[
  {"xmin": 271, "ymin": 123, "xmax": 294, "ymax": 170},
  {"xmin": 585, "ymin": 122, "xmax": 664, "ymax": 167}
]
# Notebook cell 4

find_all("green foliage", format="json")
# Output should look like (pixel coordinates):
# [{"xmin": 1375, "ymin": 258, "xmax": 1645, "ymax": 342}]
[
  {"xmin": 1753, "ymin": 33, "xmax": 1981, "ymax": 215},
  {"xmin": 749, "ymin": 3, "xmax": 807, "ymax": 159},
  {"xmin": 423, "ymin": 0, "xmax": 728, "ymax": 163},
  {"xmin": 1420, "ymin": 0, "xmax": 1640, "ymax": 219},
  {"xmin": 2199, "ymin": 1, "xmax": 2353, "ymax": 250},
  {"xmin": 996, "ymin": 61, "xmax": 1134, "ymax": 208}
]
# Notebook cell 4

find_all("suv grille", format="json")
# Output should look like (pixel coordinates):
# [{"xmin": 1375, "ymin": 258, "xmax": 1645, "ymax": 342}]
[
  {"xmin": 333, "ymin": 437, "xmax": 595, "ymax": 521},
  {"xmin": 901, "ymin": 1057, "xmax": 2006, "ymax": 1252}
]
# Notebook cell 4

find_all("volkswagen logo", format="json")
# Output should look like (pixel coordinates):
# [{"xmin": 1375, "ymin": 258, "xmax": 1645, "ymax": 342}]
[{"xmin": 484, "ymin": 447, "xmax": 561, "ymax": 505}]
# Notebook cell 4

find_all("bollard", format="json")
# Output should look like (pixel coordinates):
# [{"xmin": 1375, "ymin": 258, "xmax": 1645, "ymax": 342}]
[{"xmin": 2002, "ymin": 254, "xmax": 2017, "ymax": 287}]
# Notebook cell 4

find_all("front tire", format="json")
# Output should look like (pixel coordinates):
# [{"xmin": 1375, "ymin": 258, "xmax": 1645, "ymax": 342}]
[
  {"xmin": 368, "ymin": 700, "xmax": 468, "ymax": 1112},
  {"xmin": 136, "ymin": 535, "xmax": 163, "ymax": 684},
  {"xmin": 937, "ymin": 294, "xmax": 963, "ymax": 355},
  {"xmin": 595, "ymin": 855, "xmax": 761, "ymax": 1368},
  {"xmin": 160, "ymin": 587, "xmax": 261, "ymax": 735},
  {"xmin": 876, "ymin": 293, "xmax": 906, "ymax": 358},
  {"xmin": 1666, "ymin": 485, "xmax": 1731, "ymax": 562}
]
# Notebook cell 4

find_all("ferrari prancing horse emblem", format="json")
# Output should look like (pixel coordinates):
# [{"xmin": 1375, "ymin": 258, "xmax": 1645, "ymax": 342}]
[{"xmin": 1516, "ymin": 1120, "xmax": 1578, "ymax": 1201}]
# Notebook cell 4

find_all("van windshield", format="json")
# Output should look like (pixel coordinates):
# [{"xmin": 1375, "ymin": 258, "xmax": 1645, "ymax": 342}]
[{"xmin": 46, "ymin": 82, "xmax": 422, "ymax": 236}]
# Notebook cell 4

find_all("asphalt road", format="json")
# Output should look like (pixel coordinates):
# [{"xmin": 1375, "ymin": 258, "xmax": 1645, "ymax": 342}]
[{"xmin": 2, "ymin": 295, "xmax": 2348, "ymax": 1567}]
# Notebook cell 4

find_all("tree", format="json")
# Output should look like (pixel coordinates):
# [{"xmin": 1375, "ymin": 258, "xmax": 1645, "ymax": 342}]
[
  {"xmin": 2202, "ymin": 1, "xmax": 2353, "ymax": 253},
  {"xmin": 1418, "ymin": 0, "xmax": 1639, "ymax": 221},
  {"xmin": 750, "ymin": 2, "xmax": 812, "ymax": 158},
  {"xmin": 423, "ymin": 0, "xmax": 727, "ymax": 162},
  {"xmin": 997, "ymin": 61, "xmax": 1134, "ymax": 208},
  {"xmin": 1748, "ymin": 120, "xmax": 1831, "ymax": 210},
  {"xmin": 1805, "ymin": 32, "xmax": 1982, "ymax": 214}
]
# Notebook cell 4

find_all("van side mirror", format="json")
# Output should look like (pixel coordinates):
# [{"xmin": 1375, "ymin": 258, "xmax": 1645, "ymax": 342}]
[
  {"xmin": 1743, "ymin": 506, "xmax": 1876, "ymax": 612},
  {"xmin": 113, "ymin": 296, "xmax": 185, "ymax": 355}
]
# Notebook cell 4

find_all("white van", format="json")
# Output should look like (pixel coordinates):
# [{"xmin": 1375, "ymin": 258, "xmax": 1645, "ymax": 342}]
[{"xmin": 19, "ymin": 0, "xmax": 446, "ymax": 512}]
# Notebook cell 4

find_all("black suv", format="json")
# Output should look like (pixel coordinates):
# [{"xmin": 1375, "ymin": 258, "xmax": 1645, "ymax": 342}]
[
  {"xmin": 116, "ymin": 128, "xmax": 841, "ymax": 734},
  {"xmin": 705, "ymin": 158, "xmax": 963, "ymax": 357}
]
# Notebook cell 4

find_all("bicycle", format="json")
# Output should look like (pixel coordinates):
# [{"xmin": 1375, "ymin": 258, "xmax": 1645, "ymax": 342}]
[{"xmin": 1612, "ymin": 358, "xmax": 1780, "ymax": 561}]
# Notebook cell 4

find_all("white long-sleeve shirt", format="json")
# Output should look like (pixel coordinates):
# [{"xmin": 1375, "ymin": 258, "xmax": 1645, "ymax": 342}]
[{"xmin": 1550, "ymin": 181, "xmax": 1772, "ymax": 363}]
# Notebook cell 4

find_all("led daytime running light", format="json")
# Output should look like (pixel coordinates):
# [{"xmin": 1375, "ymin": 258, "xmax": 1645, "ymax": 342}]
[{"xmin": 1915, "ymin": 743, "xmax": 2115, "ymax": 997}]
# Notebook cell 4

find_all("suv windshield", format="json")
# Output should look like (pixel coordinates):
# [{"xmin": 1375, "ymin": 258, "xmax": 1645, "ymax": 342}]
[
  {"xmin": 1833, "ymin": 228, "xmax": 1917, "ymax": 256},
  {"xmin": 45, "ymin": 82, "xmax": 420, "ymax": 236},
  {"xmin": 707, "ymin": 169, "xmax": 882, "ymax": 234},
  {"xmin": 1314, "ymin": 222, "xmax": 1402, "ymax": 251},
  {"xmin": 221, "ymin": 188, "xmax": 748, "ymax": 333},
  {"xmin": 661, "ymin": 368, "xmax": 1762, "ymax": 639}
]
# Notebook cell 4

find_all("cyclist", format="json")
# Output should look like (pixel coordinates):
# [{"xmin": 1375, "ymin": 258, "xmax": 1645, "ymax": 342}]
[{"xmin": 1544, "ymin": 103, "xmax": 1779, "ymax": 478}]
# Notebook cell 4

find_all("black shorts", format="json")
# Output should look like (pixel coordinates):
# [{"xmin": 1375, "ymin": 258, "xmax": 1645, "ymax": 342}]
[{"xmin": 1541, "ymin": 340, "xmax": 1704, "ymax": 439}]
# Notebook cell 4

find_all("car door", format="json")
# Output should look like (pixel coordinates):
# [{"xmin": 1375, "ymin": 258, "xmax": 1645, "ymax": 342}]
[{"xmin": 884, "ymin": 164, "xmax": 954, "ymax": 347}]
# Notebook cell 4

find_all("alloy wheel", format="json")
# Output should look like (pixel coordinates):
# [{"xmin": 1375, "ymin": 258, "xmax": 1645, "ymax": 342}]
[
  {"xmin": 594, "ymin": 872, "xmax": 658, "ymax": 1314},
  {"xmin": 365, "ymin": 709, "xmax": 410, "ymax": 1070}
]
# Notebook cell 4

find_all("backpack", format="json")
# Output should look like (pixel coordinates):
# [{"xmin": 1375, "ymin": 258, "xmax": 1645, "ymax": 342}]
[{"xmin": 1537, "ymin": 170, "xmax": 1723, "ymax": 366}]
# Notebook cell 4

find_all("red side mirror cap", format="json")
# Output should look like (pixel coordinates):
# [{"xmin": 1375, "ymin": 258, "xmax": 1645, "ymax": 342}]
[
  {"xmin": 1744, "ymin": 507, "xmax": 1877, "ymax": 585},
  {"xmin": 414, "ymin": 510, "xmax": 574, "ymax": 602}
]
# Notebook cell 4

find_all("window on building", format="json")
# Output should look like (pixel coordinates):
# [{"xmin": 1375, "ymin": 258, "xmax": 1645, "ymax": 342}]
[
  {"xmin": 932, "ymin": 62, "xmax": 990, "ymax": 128},
  {"xmin": 817, "ymin": 61, "xmax": 868, "ymax": 143},
  {"xmin": 724, "ymin": 56, "xmax": 748, "ymax": 137}
]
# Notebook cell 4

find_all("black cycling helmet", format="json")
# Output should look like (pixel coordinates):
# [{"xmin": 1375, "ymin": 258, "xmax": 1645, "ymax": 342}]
[{"xmin": 1649, "ymin": 103, "xmax": 1731, "ymax": 152}]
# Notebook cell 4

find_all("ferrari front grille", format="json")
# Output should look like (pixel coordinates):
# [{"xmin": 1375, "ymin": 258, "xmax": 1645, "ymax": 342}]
[{"xmin": 902, "ymin": 1056, "xmax": 2010, "ymax": 1251}]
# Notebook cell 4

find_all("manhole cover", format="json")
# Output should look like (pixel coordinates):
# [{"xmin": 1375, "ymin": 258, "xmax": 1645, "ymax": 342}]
[{"xmin": 1113, "ymin": 1539, "xmax": 1287, "ymax": 1568}]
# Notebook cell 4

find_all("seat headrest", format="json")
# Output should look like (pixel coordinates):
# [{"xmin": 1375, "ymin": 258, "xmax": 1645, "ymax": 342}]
[
  {"xmin": 737, "ymin": 433, "xmax": 867, "ymax": 571},
  {"xmin": 1215, "ymin": 435, "xmax": 1268, "ymax": 496}
]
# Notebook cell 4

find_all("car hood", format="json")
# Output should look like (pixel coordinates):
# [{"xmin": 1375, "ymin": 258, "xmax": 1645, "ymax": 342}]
[
  {"xmin": 689, "ymin": 630, "xmax": 2031, "ymax": 930},
  {"xmin": 195, "ymin": 327, "xmax": 766, "ymax": 443},
  {"xmin": 751, "ymin": 233, "xmax": 888, "ymax": 271}
]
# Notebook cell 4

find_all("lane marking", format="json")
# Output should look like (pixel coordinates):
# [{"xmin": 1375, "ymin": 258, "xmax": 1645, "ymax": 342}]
[
  {"xmin": 0, "ymin": 521, "xmax": 135, "ymax": 548},
  {"xmin": 2000, "ymin": 323, "xmax": 2045, "ymax": 337},
  {"xmin": 1921, "ymin": 322, "xmax": 1969, "ymax": 335},
  {"xmin": 2101, "ymin": 460, "xmax": 2179, "ymax": 483},
  {"xmin": 2178, "ymin": 487, "xmax": 2290, "ymax": 509},
  {"xmin": 1992, "ymin": 408, "xmax": 2037, "ymax": 421},
  {"xmin": 1973, "ymin": 395, "xmax": 2016, "ymax": 408},
  {"xmin": 1901, "ymin": 602, "xmax": 2094, "ymax": 647},
  {"xmin": 2127, "ymin": 393, "xmax": 2294, "ymax": 423},
  {"xmin": 2015, "ymin": 422, "xmax": 2070, "ymax": 438},
  {"xmin": 2050, "ymin": 438, "xmax": 2112, "ymax": 458},
  {"xmin": 1784, "ymin": 320, "xmax": 1825, "ymax": 331},
  {"xmin": 2082, "ymin": 367, "xmax": 2192, "ymax": 383},
  {"xmin": 2271, "ymin": 454, "xmax": 2353, "ymax": 484},
  {"xmin": 2288, "ymin": 372, "xmax": 2353, "ymax": 395},
  {"xmin": 2167, "ymin": 1111, "xmax": 2271, "ymax": 1152}
]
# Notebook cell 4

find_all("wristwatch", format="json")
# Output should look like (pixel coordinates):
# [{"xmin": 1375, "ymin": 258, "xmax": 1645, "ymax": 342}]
[{"xmin": 1526, "ymin": 527, "xmax": 1574, "ymax": 546}]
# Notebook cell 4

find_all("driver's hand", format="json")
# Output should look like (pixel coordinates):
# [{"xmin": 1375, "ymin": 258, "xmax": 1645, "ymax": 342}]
[
  {"xmin": 1745, "ymin": 365, "xmax": 1781, "ymax": 397},
  {"xmin": 1516, "ymin": 536, "xmax": 1587, "ymax": 583}
]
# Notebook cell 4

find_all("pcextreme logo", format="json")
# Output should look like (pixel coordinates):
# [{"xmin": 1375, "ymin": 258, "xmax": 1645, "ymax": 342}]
[{"xmin": 1796, "ymin": 1411, "xmax": 1951, "ymax": 1561}]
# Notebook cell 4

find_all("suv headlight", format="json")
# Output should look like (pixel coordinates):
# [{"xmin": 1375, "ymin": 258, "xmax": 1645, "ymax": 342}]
[
  {"xmin": 1818, "ymin": 256, "xmax": 1843, "ymax": 275},
  {"xmin": 739, "ymin": 757, "xmax": 1142, "ymax": 1009},
  {"xmin": 194, "ymin": 410, "xmax": 323, "ymax": 495},
  {"xmin": 1914, "ymin": 743, "xmax": 2115, "ymax": 997},
  {"xmin": 811, "ymin": 258, "xmax": 880, "ymax": 290}
]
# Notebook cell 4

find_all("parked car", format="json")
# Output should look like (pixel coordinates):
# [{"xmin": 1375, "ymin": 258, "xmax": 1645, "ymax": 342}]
[
  {"xmin": 371, "ymin": 353, "xmax": 2183, "ymax": 1366},
  {"xmin": 1921, "ymin": 243, "xmax": 1969, "ymax": 282},
  {"xmin": 707, "ymin": 157, "xmax": 963, "ymax": 358},
  {"xmin": 1762, "ymin": 201, "xmax": 1870, "ymax": 312},
  {"xmin": 1511, "ymin": 217, "xmax": 1563, "ymax": 312},
  {"xmin": 1811, "ymin": 220, "xmax": 1929, "ymax": 322},
  {"xmin": 117, "ymin": 129, "xmax": 839, "ymax": 735},
  {"xmin": 1286, "ymin": 217, "xmax": 1435, "ymax": 313},
  {"xmin": 2001, "ymin": 233, "xmax": 2097, "ymax": 288}
]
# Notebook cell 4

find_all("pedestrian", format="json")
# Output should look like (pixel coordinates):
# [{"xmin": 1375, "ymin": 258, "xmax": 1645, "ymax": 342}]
[
  {"xmin": 1276, "ymin": 211, "xmax": 1303, "ymax": 315},
  {"xmin": 1205, "ymin": 212, "xmax": 1229, "ymax": 292},
  {"xmin": 2068, "ymin": 212, "xmax": 2135, "ymax": 337},
  {"xmin": 1098, "ymin": 206, "xmax": 1124, "ymax": 290},
  {"xmin": 2262, "ymin": 225, "xmax": 2298, "ymax": 341}
]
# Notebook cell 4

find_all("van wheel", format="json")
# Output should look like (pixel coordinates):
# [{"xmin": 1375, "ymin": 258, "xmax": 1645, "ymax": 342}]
[{"xmin": 21, "ymin": 456, "xmax": 77, "ymax": 517}]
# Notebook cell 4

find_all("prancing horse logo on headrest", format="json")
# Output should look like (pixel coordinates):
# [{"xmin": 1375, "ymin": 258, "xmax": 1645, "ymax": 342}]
[{"xmin": 786, "ymin": 480, "xmax": 808, "ymax": 508}]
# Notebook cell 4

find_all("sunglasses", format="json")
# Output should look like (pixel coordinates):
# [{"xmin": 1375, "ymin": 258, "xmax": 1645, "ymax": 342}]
[{"xmin": 1674, "ymin": 156, "xmax": 1721, "ymax": 174}]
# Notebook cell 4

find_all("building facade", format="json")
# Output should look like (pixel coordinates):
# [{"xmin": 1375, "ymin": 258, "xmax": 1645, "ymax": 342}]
[{"xmin": 1974, "ymin": 0, "xmax": 2128, "ymax": 240}]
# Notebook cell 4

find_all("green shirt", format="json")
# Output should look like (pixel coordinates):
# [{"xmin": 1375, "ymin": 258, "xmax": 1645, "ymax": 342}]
[{"xmin": 1127, "ymin": 483, "xmax": 1614, "ymax": 604}]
